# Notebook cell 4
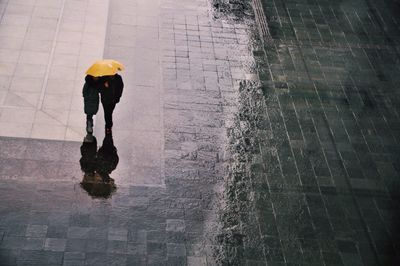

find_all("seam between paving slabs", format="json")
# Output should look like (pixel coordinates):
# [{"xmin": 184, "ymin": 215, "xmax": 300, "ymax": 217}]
[
  {"xmin": 252, "ymin": 0, "xmax": 273, "ymax": 45},
  {"xmin": 0, "ymin": 0, "xmax": 10, "ymax": 22},
  {"xmin": 291, "ymin": 0, "xmax": 381, "ymax": 263},
  {"xmin": 37, "ymin": 0, "xmax": 67, "ymax": 110},
  {"xmin": 281, "ymin": 0, "xmax": 381, "ymax": 264}
]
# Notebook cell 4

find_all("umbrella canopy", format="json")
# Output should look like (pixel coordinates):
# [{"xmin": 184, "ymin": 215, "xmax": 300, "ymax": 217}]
[{"xmin": 85, "ymin": 59, "xmax": 125, "ymax": 77}]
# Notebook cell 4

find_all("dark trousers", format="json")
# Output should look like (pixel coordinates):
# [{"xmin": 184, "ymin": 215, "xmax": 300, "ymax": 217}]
[
  {"xmin": 86, "ymin": 115, "xmax": 93, "ymax": 123},
  {"xmin": 103, "ymin": 103, "xmax": 116, "ymax": 129}
]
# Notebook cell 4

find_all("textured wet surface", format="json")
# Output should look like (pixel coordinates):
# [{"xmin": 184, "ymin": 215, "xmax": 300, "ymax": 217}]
[{"xmin": 1, "ymin": 0, "xmax": 400, "ymax": 265}]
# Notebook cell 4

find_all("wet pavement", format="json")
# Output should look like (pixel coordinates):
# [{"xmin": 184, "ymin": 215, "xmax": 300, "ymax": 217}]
[{"xmin": 0, "ymin": 0, "xmax": 400, "ymax": 265}]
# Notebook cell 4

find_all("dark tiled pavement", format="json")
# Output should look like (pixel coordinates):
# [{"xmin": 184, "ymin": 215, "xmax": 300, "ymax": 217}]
[{"xmin": 1, "ymin": 0, "xmax": 400, "ymax": 265}]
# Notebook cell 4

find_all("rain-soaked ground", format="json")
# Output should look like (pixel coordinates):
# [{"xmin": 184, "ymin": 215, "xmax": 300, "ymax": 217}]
[{"xmin": 0, "ymin": 0, "xmax": 400, "ymax": 265}]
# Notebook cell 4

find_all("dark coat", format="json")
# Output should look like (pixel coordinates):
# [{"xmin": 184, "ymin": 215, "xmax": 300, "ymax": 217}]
[
  {"xmin": 99, "ymin": 74, "xmax": 124, "ymax": 105},
  {"xmin": 82, "ymin": 75, "xmax": 100, "ymax": 115}
]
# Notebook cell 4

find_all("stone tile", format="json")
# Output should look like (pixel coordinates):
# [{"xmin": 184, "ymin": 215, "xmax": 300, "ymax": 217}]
[
  {"xmin": 57, "ymin": 30, "xmax": 82, "ymax": 43},
  {"xmin": 22, "ymin": 39, "xmax": 53, "ymax": 53},
  {"xmin": 22, "ymin": 237, "xmax": 45, "ymax": 250},
  {"xmin": 131, "ymin": 147, "xmax": 161, "ymax": 167},
  {"xmin": 0, "ymin": 62, "xmax": 17, "ymax": 76},
  {"xmin": 49, "ymin": 66, "xmax": 76, "ymax": 81},
  {"xmin": 147, "ymin": 242, "xmax": 167, "ymax": 257},
  {"xmin": 0, "ymin": 37, "xmax": 24, "ymax": 50},
  {"xmin": 166, "ymin": 219, "xmax": 185, "ymax": 233},
  {"xmin": 51, "ymin": 54, "xmax": 79, "ymax": 68},
  {"xmin": 25, "ymin": 28, "xmax": 56, "ymax": 41},
  {"xmin": 0, "ymin": 122, "xmax": 32, "ymax": 138},
  {"xmin": 46, "ymin": 225, "xmax": 68, "ymax": 239},
  {"xmin": 127, "ymin": 243, "xmax": 146, "ymax": 256},
  {"xmin": 44, "ymin": 238, "xmax": 66, "ymax": 252},
  {"xmin": 0, "ymin": 236, "xmax": 25, "ymax": 249},
  {"xmin": 107, "ymin": 240, "xmax": 127, "ymax": 254},
  {"xmin": 64, "ymin": 251, "xmax": 85, "ymax": 260},
  {"xmin": 30, "ymin": 17, "xmax": 58, "ymax": 29},
  {"xmin": 25, "ymin": 225, "xmax": 48, "ymax": 238},
  {"xmin": 18, "ymin": 51, "xmax": 49, "ymax": 65},
  {"xmin": 108, "ymin": 228, "xmax": 128, "ymax": 241},
  {"xmin": 33, "ymin": 110, "xmax": 66, "ymax": 127},
  {"xmin": 127, "ymin": 230, "xmax": 147, "ymax": 243},
  {"xmin": 14, "ymin": 63, "xmax": 47, "ymax": 78},
  {"xmin": 0, "ymin": 137, "xmax": 28, "ymax": 159},
  {"xmin": 167, "ymin": 243, "xmax": 186, "ymax": 257},
  {"xmin": 65, "ymin": 126, "xmax": 85, "ymax": 141},
  {"xmin": 66, "ymin": 227, "xmax": 92, "ymax": 239},
  {"xmin": 0, "ymin": 49, "xmax": 20, "ymax": 63},
  {"xmin": 187, "ymin": 256, "xmax": 207, "ymax": 266},
  {"xmin": 66, "ymin": 239, "xmax": 86, "ymax": 252},
  {"xmin": 54, "ymin": 41, "xmax": 81, "ymax": 55},
  {"xmin": 9, "ymin": 77, "xmax": 43, "ymax": 93},
  {"xmin": 66, "ymin": 111, "xmax": 85, "ymax": 128},
  {"xmin": 31, "ymin": 124, "xmax": 66, "ymax": 140},
  {"xmin": 23, "ymin": 139, "xmax": 64, "ymax": 161},
  {"xmin": 61, "ymin": 20, "xmax": 84, "ymax": 33},
  {"xmin": 131, "ymin": 166, "xmax": 163, "ymax": 185},
  {"xmin": 132, "ymin": 114, "xmax": 161, "ymax": 132},
  {"xmin": 63, "ymin": 260, "xmax": 85, "ymax": 266},
  {"xmin": 0, "ymin": 75, "xmax": 12, "ymax": 90},
  {"xmin": 18, "ymin": 250, "xmax": 64, "ymax": 265},
  {"xmin": 0, "ymin": 25, "xmax": 27, "ymax": 39},
  {"xmin": 3, "ymin": 91, "xmax": 40, "ymax": 108},
  {"xmin": 85, "ymin": 239, "xmax": 107, "ymax": 253},
  {"xmin": 42, "ymin": 94, "xmax": 72, "ymax": 110}
]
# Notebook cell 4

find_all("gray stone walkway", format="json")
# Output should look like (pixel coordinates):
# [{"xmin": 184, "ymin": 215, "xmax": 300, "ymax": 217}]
[
  {"xmin": 0, "ymin": 0, "xmax": 254, "ymax": 265},
  {"xmin": 0, "ymin": 0, "xmax": 109, "ymax": 141},
  {"xmin": 0, "ymin": 0, "xmax": 399, "ymax": 265}
]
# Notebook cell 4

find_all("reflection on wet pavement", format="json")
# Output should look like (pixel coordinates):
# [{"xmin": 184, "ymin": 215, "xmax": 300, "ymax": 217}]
[
  {"xmin": 79, "ymin": 135, "xmax": 118, "ymax": 198},
  {"xmin": 0, "ymin": 0, "xmax": 400, "ymax": 265}
]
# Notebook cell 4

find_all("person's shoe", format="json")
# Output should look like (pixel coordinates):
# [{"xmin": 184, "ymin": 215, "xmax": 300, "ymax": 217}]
[
  {"xmin": 86, "ymin": 120, "xmax": 93, "ymax": 134},
  {"xmin": 84, "ymin": 134, "xmax": 94, "ymax": 142},
  {"xmin": 105, "ymin": 127, "xmax": 112, "ymax": 135}
]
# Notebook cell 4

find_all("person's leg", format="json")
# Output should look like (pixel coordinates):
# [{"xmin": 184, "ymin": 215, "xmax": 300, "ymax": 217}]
[
  {"xmin": 86, "ymin": 114, "xmax": 93, "ymax": 134},
  {"xmin": 103, "ymin": 103, "xmax": 116, "ymax": 131}
]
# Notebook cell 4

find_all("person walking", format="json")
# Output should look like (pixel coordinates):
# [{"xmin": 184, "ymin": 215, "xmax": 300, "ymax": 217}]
[
  {"xmin": 84, "ymin": 59, "xmax": 124, "ymax": 137},
  {"xmin": 98, "ymin": 74, "xmax": 123, "ymax": 135},
  {"xmin": 82, "ymin": 75, "xmax": 100, "ymax": 135},
  {"xmin": 82, "ymin": 73, "xmax": 124, "ymax": 136}
]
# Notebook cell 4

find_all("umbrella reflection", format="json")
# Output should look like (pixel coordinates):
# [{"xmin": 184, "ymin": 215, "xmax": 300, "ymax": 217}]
[{"xmin": 79, "ymin": 134, "xmax": 119, "ymax": 198}]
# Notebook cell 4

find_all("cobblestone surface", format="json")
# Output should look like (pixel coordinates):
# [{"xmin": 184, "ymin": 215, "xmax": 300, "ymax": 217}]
[
  {"xmin": 0, "ymin": 0, "xmax": 399, "ymax": 265},
  {"xmin": 244, "ymin": 0, "xmax": 400, "ymax": 265}
]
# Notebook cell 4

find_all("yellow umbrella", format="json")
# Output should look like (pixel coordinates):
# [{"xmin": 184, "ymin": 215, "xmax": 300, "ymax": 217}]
[{"xmin": 85, "ymin": 59, "xmax": 125, "ymax": 77}]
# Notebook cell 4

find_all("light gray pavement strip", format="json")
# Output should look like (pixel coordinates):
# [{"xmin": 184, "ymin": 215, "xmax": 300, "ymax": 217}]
[
  {"xmin": 97, "ymin": 0, "xmax": 165, "ymax": 186},
  {"xmin": 0, "ymin": 0, "xmax": 109, "ymax": 141}
]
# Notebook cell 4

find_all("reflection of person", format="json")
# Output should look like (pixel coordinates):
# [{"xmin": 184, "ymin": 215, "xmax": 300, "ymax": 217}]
[
  {"xmin": 82, "ymin": 74, "xmax": 123, "ymax": 135},
  {"xmin": 79, "ymin": 134, "xmax": 119, "ymax": 198},
  {"xmin": 79, "ymin": 135, "xmax": 97, "ymax": 175},
  {"xmin": 97, "ymin": 134, "xmax": 119, "ymax": 183}
]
